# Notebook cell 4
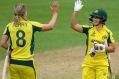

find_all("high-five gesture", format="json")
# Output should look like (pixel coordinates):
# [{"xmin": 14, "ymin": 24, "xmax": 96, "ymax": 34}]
[
  {"xmin": 71, "ymin": 0, "xmax": 84, "ymax": 32},
  {"xmin": 74, "ymin": 0, "xmax": 83, "ymax": 12},
  {"xmin": 42, "ymin": 0, "xmax": 59, "ymax": 31},
  {"xmin": 71, "ymin": 0, "xmax": 116, "ymax": 78}
]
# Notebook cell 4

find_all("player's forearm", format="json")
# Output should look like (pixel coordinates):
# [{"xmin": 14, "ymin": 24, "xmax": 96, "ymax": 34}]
[
  {"xmin": 42, "ymin": 13, "xmax": 58, "ymax": 31},
  {"xmin": 71, "ymin": 12, "xmax": 78, "ymax": 27},
  {"xmin": 48, "ymin": 12, "xmax": 58, "ymax": 29},
  {"xmin": 42, "ymin": 1, "xmax": 59, "ymax": 31},
  {"xmin": 0, "ymin": 35, "xmax": 9, "ymax": 49}
]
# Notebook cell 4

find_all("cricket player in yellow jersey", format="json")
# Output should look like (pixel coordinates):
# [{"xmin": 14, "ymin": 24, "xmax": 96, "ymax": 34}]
[
  {"xmin": 0, "ymin": 1, "xmax": 59, "ymax": 79},
  {"xmin": 71, "ymin": 0, "xmax": 116, "ymax": 79}
]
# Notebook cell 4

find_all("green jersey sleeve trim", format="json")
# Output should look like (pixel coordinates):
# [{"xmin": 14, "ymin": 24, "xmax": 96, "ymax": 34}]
[
  {"xmin": 32, "ymin": 25, "xmax": 42, "ymax": 32},
  {"xmin": 82, "ymin": 25, "xmax": 90, "ymax": 34},
  {"xmin": 3, "ymin": 27, "xmax": 10, "ymax": 37}
]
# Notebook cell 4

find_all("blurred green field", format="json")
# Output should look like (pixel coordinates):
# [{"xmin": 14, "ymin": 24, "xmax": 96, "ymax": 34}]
[{"xmin": 0, "ymin": 0, "xmax": 119, "ymax": 59}]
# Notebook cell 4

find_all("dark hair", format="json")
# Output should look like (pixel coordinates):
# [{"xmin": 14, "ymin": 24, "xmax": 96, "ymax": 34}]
[{"xmin": 14, "ymin": 3, "xmax": 26, "ymax": 26}]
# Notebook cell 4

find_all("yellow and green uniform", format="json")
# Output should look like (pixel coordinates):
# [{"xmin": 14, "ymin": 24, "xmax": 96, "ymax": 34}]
[
  {"xmin": 3, "ymin": 18, "xmax": 44, "ymax": 79},
  {"xmin": 81, "ymin": 25, "xmax": 115, "ymax": 79}
]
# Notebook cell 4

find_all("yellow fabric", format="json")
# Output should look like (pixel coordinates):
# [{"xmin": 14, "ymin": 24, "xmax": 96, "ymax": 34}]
[
  {"xmin": 3, "ymin": 18, "xmax": 44, "ymax": 60},
  {"xmin": 10, "ymin": 63, "xmax": 36, "ymax": 79},
  {"xmin": 82, "ymin": 66, "xmax": 108, "ymax": 79},
  {"xmin": 82, "ymin": 25, "xmax": 115, "ymax": 67},
  {"xmin": 81, "ymin": 25, "xmax": 115, "ymax": 79}
]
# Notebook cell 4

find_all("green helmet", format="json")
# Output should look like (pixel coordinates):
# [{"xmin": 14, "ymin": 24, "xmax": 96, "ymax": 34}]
[{"xmin": 89, "ymin": 9, "xmax": 107, "ymax": 23}]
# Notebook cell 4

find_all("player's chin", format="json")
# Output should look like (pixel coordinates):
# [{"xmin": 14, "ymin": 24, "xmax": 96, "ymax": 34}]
[{"xmin": 92, "ymin": 22, "xmax": 99, "ymax": 26}]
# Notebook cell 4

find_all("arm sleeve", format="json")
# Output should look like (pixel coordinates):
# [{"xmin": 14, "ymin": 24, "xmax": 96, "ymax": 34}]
[
  {"xmin": 30, "ymin": 21, "xmax": 44, "ymax": 32},
  {"xmin": 82, "ymin": 25, "xmax": 90, "ymax": 35},
  {"xmin": 107, "ymin": 31, "xmax": 115, "ymax": 44},
  {"xmin": 3, "ymin": 26, "xmax": 10, "ymax": 37}
]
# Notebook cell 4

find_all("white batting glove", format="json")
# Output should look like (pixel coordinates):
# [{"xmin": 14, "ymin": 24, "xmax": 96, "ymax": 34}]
[
  {"xmin": 94, "ymin": 43, "xmax": 106, "ymax": 52},
  {"xmin": 89, "ymin": 46, "xmax": 97, "ymax": 57},
  {"xmin": 74, "ymin": 0, "xmax": 83, "ymax": 12}
]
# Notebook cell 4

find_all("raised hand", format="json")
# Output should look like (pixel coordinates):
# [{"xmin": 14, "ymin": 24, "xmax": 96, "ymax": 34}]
[
  {"xmin": 51, "ymin": 0, "xmax": 59, "ymax": 13},
  {"xmin": 74, "ymin": 0, "xmax": 83, "ymax": 12}
]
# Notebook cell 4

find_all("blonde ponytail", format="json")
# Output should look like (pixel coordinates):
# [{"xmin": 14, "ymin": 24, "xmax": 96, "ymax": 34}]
[
  {"xmin": 14, "ymin": 15, "xmax": 20, "ymax": 26},
  {"xmin": 14, "ymin": 3, "xmax": 26, "ymax": 26}
]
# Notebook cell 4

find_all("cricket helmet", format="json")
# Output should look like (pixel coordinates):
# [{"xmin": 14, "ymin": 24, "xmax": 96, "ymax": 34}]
[{"xmin": 89, "ymin": 9, "xmax": 107, "ymax": 23}]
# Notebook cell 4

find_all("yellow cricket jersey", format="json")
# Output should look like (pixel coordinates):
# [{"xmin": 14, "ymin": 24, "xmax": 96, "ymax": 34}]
[
  {"xmin": 3, "ymin": 18, "xmax": 44, "ymax": 60},
  {"xmin": 82, "ymin": 25, "xmax": 115, "ymax": 67}
]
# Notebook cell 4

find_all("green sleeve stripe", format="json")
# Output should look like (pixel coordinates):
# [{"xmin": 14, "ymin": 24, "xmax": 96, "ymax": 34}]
[
  {"xmin": 30, "ymin": 25, "xmax": 42, "ymax": 55},
  {"xmin": 32, "ymin": 25, "xmax": 42, "ymax": 32},
  {"xmin": 82, "ymin": 27, "xmax": 89, "ymax": 34},
  {"xmin": 107, "ymin": 32, "xmax": 112, "ymax": 43},
  {"xmin": 30, "ymin": 26, "xmax": 35, "ymax": 54},
  {"xmin": 4, "ymin": 27, "xmax": 10, "ymax": 37}
]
